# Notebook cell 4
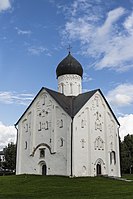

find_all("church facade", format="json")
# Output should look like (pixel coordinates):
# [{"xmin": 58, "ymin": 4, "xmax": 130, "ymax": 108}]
[{"xmin": 15, "ymin": 53, "xmax": 121, "ymax": 177}]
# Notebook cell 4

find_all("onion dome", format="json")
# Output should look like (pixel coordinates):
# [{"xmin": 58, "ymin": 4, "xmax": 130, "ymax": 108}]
[{"xmin": 56, "ymin": 52, "xmax": 83, "ymax": 78}]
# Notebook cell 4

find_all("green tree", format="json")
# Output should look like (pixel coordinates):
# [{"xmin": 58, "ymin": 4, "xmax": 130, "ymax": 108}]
[
  {"xmin": 3, "ymin": 142, "xmax": 16, "ymax": 171},
  {"xmin": 120, "ymin": 134, "xmax": 133, "ymax": 174}
]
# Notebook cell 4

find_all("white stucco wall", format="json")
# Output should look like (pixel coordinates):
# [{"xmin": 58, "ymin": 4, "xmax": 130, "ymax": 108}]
[
  {"xmin": 58, "ymin": 74, "xmax": 82, "ymax": 96},
  {"xmin": 72, "ymin": 91, "xmax": 121, "ymax": 177},
  {"xmin": 16, "ymin": 88, "xmax": 72, "ymax": 176},
  {"xmin": 16, "ymin": 89, "xmax": 121, "ymax": 177}
]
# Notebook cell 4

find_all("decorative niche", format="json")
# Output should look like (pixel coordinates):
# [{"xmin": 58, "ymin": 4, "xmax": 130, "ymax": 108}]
[
  {"xmin": 94, "ymin": 136, "xmax": 104, "ymax": 150},
  {"xmin": 94, "ymin": 111, "xmax": 102, "ymax": 132}
]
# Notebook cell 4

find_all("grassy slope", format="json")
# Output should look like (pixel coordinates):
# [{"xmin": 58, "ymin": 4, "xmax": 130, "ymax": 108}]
[{"xmin": 0, "ymin": 175, "xmax": 133, "ymax": 199}]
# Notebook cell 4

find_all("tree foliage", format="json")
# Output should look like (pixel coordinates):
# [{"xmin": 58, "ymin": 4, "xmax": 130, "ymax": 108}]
[
  {"xmin": 3, "ymin": 142, "xmax": 16, "ymax": 171},
  {"xmin": 120, "ymin": 134, "xmax": 133, "ymax": 174}
]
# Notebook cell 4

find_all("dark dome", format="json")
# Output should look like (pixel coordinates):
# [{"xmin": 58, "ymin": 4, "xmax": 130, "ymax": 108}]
[{"xmin": 56, "ymin": 53, "xmax": 83, "ymax": 78}]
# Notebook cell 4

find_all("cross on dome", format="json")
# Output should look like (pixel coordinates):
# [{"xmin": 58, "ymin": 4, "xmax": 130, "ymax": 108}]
[{"xmin": 67, "ymin": 45, "xmax": 72, "ymax": 54}]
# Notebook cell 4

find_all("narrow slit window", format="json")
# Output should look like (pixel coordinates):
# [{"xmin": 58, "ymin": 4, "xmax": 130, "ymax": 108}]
[
  {"xmin": 26, "ymin": 123, "xmax": 28, "ymax": 132},
  {"xmin": 38, "ymin": 122, "xmax": 42, "ymax": 131},
  {"xmin": 60, "ymin": 119, "xmax": 63, "ymax": 128},
  {"xmin": 61, "ymin": 83, "xmax": 64, "ymax": 94},
  {"xmin": 70, "ymin": 83, "xmax": 73, "ymax": 94},
  {"xmin": 45, "ymin": 121, "xmax": 48, "ymax": 130},
  {"xmin": 25, "ymin": 141, "xmax": 27, "ymax": 150},
  {"xmin": 60, "ymin": 138, "xmax": 63, "ymax": 147}
]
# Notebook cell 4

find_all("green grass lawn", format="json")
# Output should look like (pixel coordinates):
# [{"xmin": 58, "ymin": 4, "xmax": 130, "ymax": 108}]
[
  {"xmin": 0, "ymin": 175, "xmax": 133, "ymax": 199},
  {"xmin": 122, "ymin": 174, "xmax": 133, "ymax": 180}
]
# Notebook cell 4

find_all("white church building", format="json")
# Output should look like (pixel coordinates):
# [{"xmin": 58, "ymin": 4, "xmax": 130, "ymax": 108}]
[{"xmin": 15, "ymin": 52, "xmax": 121, "ymax": 177}]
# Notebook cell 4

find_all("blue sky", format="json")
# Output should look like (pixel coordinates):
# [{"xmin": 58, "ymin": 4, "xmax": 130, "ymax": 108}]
[{"xmin": 0, "ymin": 0, "xmax": 133, "ymax": 149}]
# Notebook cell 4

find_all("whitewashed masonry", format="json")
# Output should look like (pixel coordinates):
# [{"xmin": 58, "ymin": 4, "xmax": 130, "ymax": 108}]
[{"xmin": 15, "ymin": 53, "xmax": 121, "ymax": 177}]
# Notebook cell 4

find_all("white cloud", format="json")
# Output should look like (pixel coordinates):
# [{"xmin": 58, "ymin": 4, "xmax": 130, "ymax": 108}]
[
  {"xmin": 28, "ymin": 46, "xmax": 52, "ymax": 56},
  {"xmin": 106, "ymin": 84, "xmax": 133, "ymax": 141},
  {"xmin": 15, "ymin": 27, "xmax": 32, "ymax": 35},
  {"xmin": 94, "ymin": 33, "xmax": 133, "ymax": 71},
  {"xmin": 0, "ymin": 0, "xmax": 11, "ymax": 12},
  {"xmin": 123, "ymin": 12, "xmax": 133, "ymax": 35},
  {"xmin": 83, "ymin": 72, "xmax": 93, "ymax": 82},
  {"xmin": 118, "ymin": 114, "xmax": 133, "ymax": 140},
  {"xmin": 0, "ymin": 122, "xmax": 16, "ymax": 150},
  {"xmin": 0, "ymin": 91, "xmax": 34, "ymax": 105},
  {"xmin": 64, "ymin": 17, "xmax": 92, "ymax": 44},
  {"xmin": 97, "ymin": 7, "xmax": 125, "ymax": 37},
  {"xmin": 61, "ymin": 1, "xmax": 133, "ymax": 71},
  {"xmin": 70, "ymin": 0, "xmax": 92, "ymax": 16},
  {"xmin": 106, "ymin": 83, "xmax": 133, "ymax": 107}
]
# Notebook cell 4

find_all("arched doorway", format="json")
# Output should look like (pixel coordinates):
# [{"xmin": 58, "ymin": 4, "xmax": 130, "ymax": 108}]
[
  {"xmin": 96, "ymin": 163, "xmax": 101, "ymax": 175},
  {"xmin": 42, "ymin": 164, "xmax": 47, "ymax": 175},
  {"xmin": 39, "ymin": 161, "xmax": 47, "ymax": 175},
  {"xmin": 95, "ymin": 158, "xmax": 105, "ymax": 176}
]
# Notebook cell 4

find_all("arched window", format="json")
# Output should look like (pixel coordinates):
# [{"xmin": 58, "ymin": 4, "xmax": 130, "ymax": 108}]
[
  {"xmin": 60, "ymin": 119, "xmax": 63, "ymax": 128},
  {"xmin": 38, "ymin": 122, "xmax": 41, "ymax": 131},
  {"xmin": 26, "ymin": 123, "xmax": 28, "ymax": 132},
  {"xmin": 70, "ymin": 83, "xmax": 73, "ymax": 94},
  {"xmin": 45, "ymin": 121, "xmax": 48, "ymax": 130},
  {"xmin": 25, "ymin": 141, "xmax": 27, "ymax": 150},
  {"xmin": 61, "ymin": 83, "xmax": 64, "ymax": 94},
  {"xmin": 110, "ymin": 151, "xmax": 116, "ymax": 165}
]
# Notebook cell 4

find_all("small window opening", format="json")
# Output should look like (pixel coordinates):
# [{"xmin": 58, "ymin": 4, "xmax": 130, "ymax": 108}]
[
  {"xmin": 70, "ymin": 83, "xmax": 73, "ymax": 94},
  {"xmin": 25, "ymin": 141, "xmax": 27, "ymax": 150},
  {"xmin": 61, "ymin": 83, "xmax": 64, "ymax": 94},
  {"xmin": 38, "ymin": 122, "xmax": 42, "ymax": 131},
  {"xmin": 45, "ymin": 121, "xmax": 48, "ymax": 130},
  {"xmin": 40, "ymin": 149, "xmax": 45, "ymax": 158},
  {"xmin": 60, "ymin": 138, "xmax": 64, "ymax": 147},
  {"xmin": 26, "ymin": 123, "xmax": 28, "ymax": 132},
  {"xmin": 60, "ymin": 119, "xmax": 63, "ymax": 128},
  {"xmin": 110, "ymin": 151, "xmax": 116, "ymax": 165}
]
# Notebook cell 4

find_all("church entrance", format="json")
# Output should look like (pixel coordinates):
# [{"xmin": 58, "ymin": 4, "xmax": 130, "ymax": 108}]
[
  {"xmin": 39, "ymin": 161, "xmax": 47, "ymax": 175},
  {"xmin": 96, "ymin": 163, "xmax": 101, "ymax": 175},
  {"xmin": 42, "ymin": 164, "xmax": 47, "ymax": 175}
]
